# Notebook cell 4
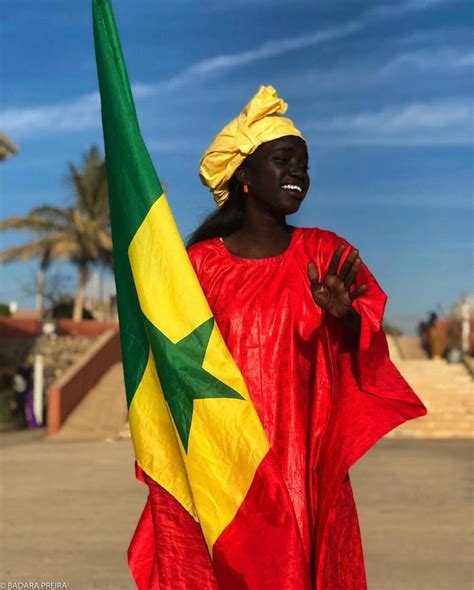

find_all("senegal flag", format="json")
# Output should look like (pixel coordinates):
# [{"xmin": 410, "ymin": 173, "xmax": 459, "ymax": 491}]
[{"xmin": 93, "ymin": 1, "xmax": 309, "ymax": 588}]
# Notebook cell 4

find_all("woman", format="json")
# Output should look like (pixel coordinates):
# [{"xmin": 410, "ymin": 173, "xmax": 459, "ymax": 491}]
[{"xmin": 133, "ymin": 86, "xmax": 426, "ymax": 589}]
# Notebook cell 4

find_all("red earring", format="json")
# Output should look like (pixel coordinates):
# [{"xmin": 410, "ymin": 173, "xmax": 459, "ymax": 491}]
[{"xmin": 243, "ymin": 184, "xmax": 249, "ymax": 194}]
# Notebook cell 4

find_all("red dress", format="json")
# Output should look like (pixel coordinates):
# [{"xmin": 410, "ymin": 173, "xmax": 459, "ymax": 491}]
[{"xmin": 129, "ymin": 227, "xmax": 426, "ymax": 589}]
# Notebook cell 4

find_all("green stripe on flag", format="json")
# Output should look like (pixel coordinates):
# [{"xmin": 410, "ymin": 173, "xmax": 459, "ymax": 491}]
[{"xmin": 93, "ymin": 0, "xmax": 163, "ymax": 404}]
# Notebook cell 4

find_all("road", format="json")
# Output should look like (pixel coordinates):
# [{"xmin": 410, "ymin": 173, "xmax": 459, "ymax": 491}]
[{"xmin": 0, "ymin": 433, "xmax": 472, "ymax": 590}]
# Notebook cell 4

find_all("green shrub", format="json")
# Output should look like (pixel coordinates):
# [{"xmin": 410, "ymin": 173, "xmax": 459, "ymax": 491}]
[{"xmin": 0, "ymin": 304, "xmax": 11, "ymax": 317}]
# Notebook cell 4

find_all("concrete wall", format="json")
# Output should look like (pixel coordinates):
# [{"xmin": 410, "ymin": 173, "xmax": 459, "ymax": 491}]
[
  {"xmin": 0, "ymin": 318, "xmax": 118, "ymax": 338},
  {"xmin": 47, "ymin": 330, "xmax": 121, "ymax": 435}
]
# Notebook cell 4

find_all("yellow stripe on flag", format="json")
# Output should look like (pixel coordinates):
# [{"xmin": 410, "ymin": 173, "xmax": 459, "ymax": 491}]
[
  {"xmin": 127, "ymin": 196, "xmax": 270, "ymax": 551},
  {"xmin": 128, "ymin": 195, "xmax": 212, "ymax": 343},
  {"xmin": 187, "ymin": 321, "xmax": 269, "ymax": 550},
  {"xmin": 128, "ymin": 349, "xmax": 197, "ymax": 519}
]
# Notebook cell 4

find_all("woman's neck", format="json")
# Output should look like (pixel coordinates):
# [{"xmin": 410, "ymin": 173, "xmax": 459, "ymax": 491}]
[{"xmin": 223, "ymin": 213, "xmax": 294, "ymax": 259}]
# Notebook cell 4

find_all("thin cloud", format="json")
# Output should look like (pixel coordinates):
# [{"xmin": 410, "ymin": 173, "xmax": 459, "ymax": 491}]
[
  {"xmin": 0, "ymin": 92, "xmax": 101, "ymax": 138},
  {"xmin": 372, "ymin": 0, "xmax": 450, "ymax": 18},
  {"xmin": 382, "ymin": 47, "xmax": 474, "ymax": 70},
  {"xmin": 156, "ymin": 0, "xmax": 452, "ymax": 91},
  {"xmin": 0, "ymin": 84, "xmax": 154, "ymax": 138},
  {"xmin": 323, "ymin": 100, "xmax": 471, "ymax": 131},
  {"xmin": 0, "ymin": 0, "xmax": 453, "ymax": 138},
  {"xmin": 156, "ymin": 22, "xmax": 362, "ymax": 91},
  {"xmin": 310, "ymin": 98, "xmax": 474, "ymax": 145},
  {"xmin": 279, "ymin": 46, "xmax": 474, "ymax": 96}
]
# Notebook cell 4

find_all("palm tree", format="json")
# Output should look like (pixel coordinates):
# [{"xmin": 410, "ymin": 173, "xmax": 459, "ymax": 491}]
[
  {"xmin": 0, "ymin": 146, "xmax": 112, "ymax": 321},
  {"xmin": 0, "ymin": 131, "xmax": 19, "ymax": 161}
]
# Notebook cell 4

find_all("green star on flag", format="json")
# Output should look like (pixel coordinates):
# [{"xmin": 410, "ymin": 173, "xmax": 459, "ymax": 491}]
[{"xmin": 146, "ymin": 317, "xmax": 245, "ymax": 451}]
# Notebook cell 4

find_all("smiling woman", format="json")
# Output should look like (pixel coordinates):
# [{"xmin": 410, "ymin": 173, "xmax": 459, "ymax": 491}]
[
  {"xmin": 129, "ymin": 85, "xmax": 426, "ymax": 590},
  {"xmin": 189, "ymin": 134, "xmax": 310, "ymax": 258}
]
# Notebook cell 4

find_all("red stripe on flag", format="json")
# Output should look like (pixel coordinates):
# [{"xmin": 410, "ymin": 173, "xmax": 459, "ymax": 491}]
[
  {"xmin": 213, "ymin": 450, "xmax": 311, "ymax": 590},
  {"xmin": 128, "ymin": 499, "xmax": 158, "ymax": 589},
  {"xmin": 129, "ymin": 468, "xmax": 219, "ymax": 590},
  {"xmin": 129, "ymin": 455, "xmax": 311, "ymax": 589}
]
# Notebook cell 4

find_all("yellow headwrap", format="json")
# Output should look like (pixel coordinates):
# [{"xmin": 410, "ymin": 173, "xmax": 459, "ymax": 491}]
[{"xmin": 199, "ymin": 85, "xmax": 303, "ymax": 207}]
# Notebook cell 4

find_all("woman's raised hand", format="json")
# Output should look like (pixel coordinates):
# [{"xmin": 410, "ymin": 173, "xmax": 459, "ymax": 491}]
[{"xmin": 307, "ymin": 245, "xmax": 367, "ymax": 318}]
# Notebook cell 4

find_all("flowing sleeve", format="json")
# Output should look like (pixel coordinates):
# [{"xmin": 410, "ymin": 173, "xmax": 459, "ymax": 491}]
[
  {"xmin": 344, "ymin": 238, "xmax": 424, "ymax": 404},
  {"xmin": 310, "ymin": 229, "xmax": 426, "ymax": 405},
  {"xmin": 307, "ymin": 229, "xmax": 427, "ymax": 583}
]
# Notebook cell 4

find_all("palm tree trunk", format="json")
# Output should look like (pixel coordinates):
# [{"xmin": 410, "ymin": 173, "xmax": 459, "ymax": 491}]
[
  {"xmin": 73, "ymin": 265, "xmax": 89, "ymax": 321},
  {"xmin": 36, "ymin": 268, "xmax": 45, "ymax": 319},
  {"xmin": 36, "ymin": 249, "xmax": 51, "ymax": 320}
]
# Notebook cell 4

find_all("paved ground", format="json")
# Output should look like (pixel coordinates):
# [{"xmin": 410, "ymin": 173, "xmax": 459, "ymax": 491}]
[
  {"xmin": 0, "ymin": 431, "xmax": 141, "ymax": 590},
  {"xmin": 0, "ymin": 434, "xmax": 472, "ymax": 590},
  {"xmin": 351, "ymin": 440, "xmax": 473, "ymax": 590}
]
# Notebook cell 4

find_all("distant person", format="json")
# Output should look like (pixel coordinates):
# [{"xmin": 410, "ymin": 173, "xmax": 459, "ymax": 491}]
[
  {"xmin": 129, "ymin": 86, "xmax": 427, "ymax": 589},
  {"xmin": 12, "ymin": 365, "xmax": 37, "ymax": 428},
  {"xmin": 427, "ymin": 312, "xmax": 445, "ymax": 359},
  {"xmin": 418, "ymin": 319, "xmax": 429, "ymax": 355}
]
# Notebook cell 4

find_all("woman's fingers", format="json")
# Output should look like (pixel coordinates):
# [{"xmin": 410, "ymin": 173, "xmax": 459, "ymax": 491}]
[
  {"xmin": 350, "ymin": 283, "xmax": 367, "ymax": 301},
  {"xmin": 343, "ymin": 257, "xmax": 361, "ymax": 288},
  {"xmin": 309, "ymin": 252, "xmax": 367, "ymax": 312},
  {"xmin": 307, "ymin": 261, "xmax": 320, "ymax": 286},
  {"xmin": 308, "ymin": 262, "xmax": 327, "ymax": 304},
  {"xmin": 338, "ymin": 248, "xmax": 358, "ymax": 281},
  {"xmin": 327, "ymin": 245, "xmax": 345, "ymax": 275}
]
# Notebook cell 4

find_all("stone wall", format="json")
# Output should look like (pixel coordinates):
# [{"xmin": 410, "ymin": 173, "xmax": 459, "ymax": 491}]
[
  {"xmin": 0, "ymin": 335, "xmax": 94, "ymax": 391},
  {"xmin": 36, "ymin": 336, "xmax": 95, "ymax": 391},
  {"xmin": 0, "ymin": 318, "xmax": 119, "ymax": 390}
]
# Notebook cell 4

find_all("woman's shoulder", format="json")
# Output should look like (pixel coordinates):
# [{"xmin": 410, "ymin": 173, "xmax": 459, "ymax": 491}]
[
  {"xmin": 297, "ymin": 226, "xmax": 354, "ymax": 252},
  {"xmin": 187, "ymin": 236, "xmax": 220, "ymax": 255},
  {"xmin": 187, "ymin": 237, "xmax": 222, "ymax": 274}
]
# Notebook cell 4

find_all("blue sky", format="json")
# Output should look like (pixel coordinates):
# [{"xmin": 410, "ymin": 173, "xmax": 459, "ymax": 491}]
[{"xmin": 0, "ymin": 0, "xmax": 473, "ymax": 332}]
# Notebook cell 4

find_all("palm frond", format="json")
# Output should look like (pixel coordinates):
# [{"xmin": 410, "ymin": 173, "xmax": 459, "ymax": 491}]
[
  {"xmin": 29, "ymin": 206, "xmax": 71, "ymax": 223},
  {"xmin": 0, "ymin": 214, "xmax": 66, "ymax": 233},
  {"xmin": 1, "ymin": 144, "xmax": 113, "ymax": 284},
  {"xmin": 1, "ymin": 238, "xmax": 54, "ymax": 263}
]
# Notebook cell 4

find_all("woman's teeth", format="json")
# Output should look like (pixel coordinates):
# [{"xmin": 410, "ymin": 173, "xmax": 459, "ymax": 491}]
[{"xmin": 281, "ymin": 184, "xmax": 302, "ymax": 192}]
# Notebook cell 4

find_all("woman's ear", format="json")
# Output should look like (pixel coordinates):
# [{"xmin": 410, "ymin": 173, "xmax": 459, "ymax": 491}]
[{"xmin": 234, "ymin": 166, "xmax": 250, "ymax": 187}]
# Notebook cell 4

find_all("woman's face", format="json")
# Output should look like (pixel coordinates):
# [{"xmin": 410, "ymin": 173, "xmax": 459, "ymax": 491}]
[{"xmin": 240, "ymin": 135, "xmax": 310, "ymax": 216}]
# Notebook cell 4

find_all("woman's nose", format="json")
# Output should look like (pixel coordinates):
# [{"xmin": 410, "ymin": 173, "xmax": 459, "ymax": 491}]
[{"xmin": 288, "ymin": 162, "xmax": 306, "ymax": 178}]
